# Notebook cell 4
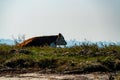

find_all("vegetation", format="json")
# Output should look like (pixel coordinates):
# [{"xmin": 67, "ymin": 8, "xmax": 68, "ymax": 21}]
[{"xmin": 0, "ymin": 43, "xmax": 120, "ymax": 75}]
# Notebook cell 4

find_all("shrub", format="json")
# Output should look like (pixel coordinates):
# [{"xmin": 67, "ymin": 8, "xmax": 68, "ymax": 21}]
[
  {"xmin": 38, "ymin": 58, "xmax": 58, "ymax": 69},
  {"xmin": 4, "ymin": 57, "xmax": 35, "ymax": 68},
  {"xmin": 1, "ymin": 43, "xmax": 120, "ymax": 74}
]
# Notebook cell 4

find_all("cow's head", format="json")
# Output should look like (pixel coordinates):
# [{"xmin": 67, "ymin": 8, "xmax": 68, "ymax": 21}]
[{"xmin": 56, "ymin": 33, "xmax": 67, "ymax": 46}]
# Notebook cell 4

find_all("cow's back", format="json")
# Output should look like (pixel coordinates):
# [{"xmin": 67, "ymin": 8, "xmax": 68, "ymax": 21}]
[{"xmin": 18, "ymin": 35, "xmax": 58, "ymax": 47}]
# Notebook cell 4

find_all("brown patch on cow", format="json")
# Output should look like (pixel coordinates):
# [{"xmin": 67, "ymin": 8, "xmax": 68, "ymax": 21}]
[{"xmin": 17, "ymin": 38, "xmax": 34, "ymax": 47}]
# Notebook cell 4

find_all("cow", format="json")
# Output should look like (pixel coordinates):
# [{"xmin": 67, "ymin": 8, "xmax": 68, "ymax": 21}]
[{"xmin": 17, "ymin": 33, "xmax": 67, "ymax": 47}]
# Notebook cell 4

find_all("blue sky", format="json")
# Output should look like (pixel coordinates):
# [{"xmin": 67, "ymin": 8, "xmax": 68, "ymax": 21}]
[{"xmin": 0, "ymin": 0, "xmax": 120, "ymax": 41}]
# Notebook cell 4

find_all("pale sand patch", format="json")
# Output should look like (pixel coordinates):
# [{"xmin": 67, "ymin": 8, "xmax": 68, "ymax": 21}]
[{"xmin": 0, "ymin": 72, "xmax": 110, "ymax": 80}]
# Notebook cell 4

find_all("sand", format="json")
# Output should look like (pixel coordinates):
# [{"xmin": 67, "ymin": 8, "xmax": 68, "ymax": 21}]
[{"xmin": 0, "ymin": 72, "xmax": 110, "ymax": 80}]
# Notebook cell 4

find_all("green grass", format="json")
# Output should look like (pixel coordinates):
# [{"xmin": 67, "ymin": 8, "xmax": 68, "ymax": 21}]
[{"xmin": 0, "ymin": 43, "xmax": 120, "ymax": 74}]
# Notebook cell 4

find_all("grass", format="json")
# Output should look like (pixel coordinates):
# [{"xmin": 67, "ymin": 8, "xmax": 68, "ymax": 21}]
[{"xmin": 0, "ymin": 43, "xmax": 120, "ymax": 74}]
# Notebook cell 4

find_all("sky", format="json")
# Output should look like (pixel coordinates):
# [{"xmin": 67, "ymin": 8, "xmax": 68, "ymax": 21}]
[{"xmin": 0, "ymin": 0, "xmax": 120, "ymax": 41}]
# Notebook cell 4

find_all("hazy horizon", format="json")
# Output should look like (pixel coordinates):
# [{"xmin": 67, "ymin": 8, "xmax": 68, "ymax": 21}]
[{"xmin": 0, "ymin": 0, "xmax": 120, "ymax": 41}]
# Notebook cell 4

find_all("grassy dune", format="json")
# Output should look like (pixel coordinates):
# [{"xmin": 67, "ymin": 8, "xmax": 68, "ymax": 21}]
[{"xmin": 0, "ymin": 43, "xmax": 120, "ymax": 75}]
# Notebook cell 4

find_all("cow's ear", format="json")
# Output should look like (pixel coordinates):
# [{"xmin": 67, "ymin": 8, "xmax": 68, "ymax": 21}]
[{"xmin": 58, "ymin": 33, "xmax": 62, "ymax": 38}]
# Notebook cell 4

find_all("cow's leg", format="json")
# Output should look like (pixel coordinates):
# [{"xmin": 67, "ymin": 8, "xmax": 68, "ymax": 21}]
[{"xmin": 50, "ymin": 42, "xmax": 56, "ymax": 47}]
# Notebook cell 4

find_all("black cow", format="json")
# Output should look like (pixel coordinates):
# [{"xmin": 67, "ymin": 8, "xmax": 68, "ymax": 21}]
[{"xmin": 17, "ymin": 33, "xmax": 67, "ymax": 47}]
